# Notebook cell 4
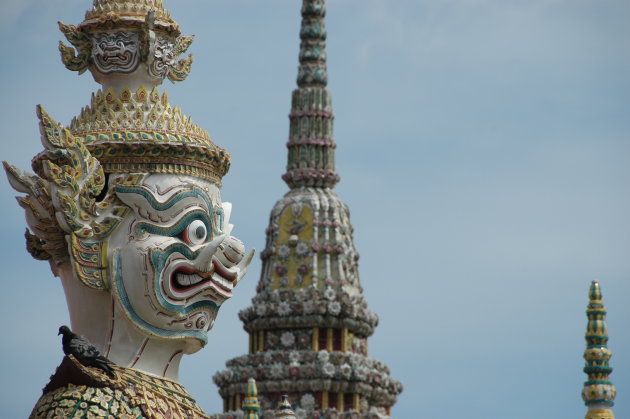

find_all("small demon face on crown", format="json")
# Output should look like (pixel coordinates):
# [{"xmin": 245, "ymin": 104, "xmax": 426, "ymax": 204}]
[
  {"xmin": 4, "ymin": 0, "xmax": 252, "ymax": 354},
  {"xmin": 58, "ymin": 0, "xmax": 194, "ymax": 86}
]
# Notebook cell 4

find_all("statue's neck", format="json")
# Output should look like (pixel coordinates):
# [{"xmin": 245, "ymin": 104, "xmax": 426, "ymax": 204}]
[
  {"xmin": 58, "ymin": 263, "xmax": 186, "ymax": 380},
  {"xmin": 92, "ymin": 65, "xmax": 161, "ymax": 94}
]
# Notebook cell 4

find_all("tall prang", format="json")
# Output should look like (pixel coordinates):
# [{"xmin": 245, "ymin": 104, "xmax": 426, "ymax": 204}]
[{"xmin": 213, "ymin": 1, "xmax": 403, "ymax": 417}]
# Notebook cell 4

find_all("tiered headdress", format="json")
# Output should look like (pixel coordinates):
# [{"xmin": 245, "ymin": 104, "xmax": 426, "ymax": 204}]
[{"xmin": 4, "ymin": 0, "xmax": 230, "ymax": 289}]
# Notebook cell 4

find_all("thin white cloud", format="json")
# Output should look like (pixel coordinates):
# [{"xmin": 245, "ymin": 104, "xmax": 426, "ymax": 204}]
[{"xmin": 0, "ymin": 0, "xmax": 38, "ymax": 29}]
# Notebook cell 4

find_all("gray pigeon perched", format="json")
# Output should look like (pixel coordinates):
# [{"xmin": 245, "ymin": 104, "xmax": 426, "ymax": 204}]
[{"xmin": 58, "ymin": 325, "xmax": 115, "ymax": 377}]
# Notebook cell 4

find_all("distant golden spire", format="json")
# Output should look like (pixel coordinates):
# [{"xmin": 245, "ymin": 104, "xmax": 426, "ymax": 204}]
[{"xmin": 582, "ymin": 281, "xmax": 616, "ymax": 419}]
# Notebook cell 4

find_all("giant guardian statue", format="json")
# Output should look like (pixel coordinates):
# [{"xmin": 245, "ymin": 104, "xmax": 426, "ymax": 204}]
[{"xmin": 4, "ymin": 1, "xmax": 252, "ymax": 417}]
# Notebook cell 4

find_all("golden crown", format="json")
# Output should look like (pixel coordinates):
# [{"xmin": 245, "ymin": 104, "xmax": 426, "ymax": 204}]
[
  {"xmin": 51, "ymin": 0, "xmax": 229, "ymax": 184},
  {"xmin": 31, "ymin": 86, "xmax": 230, "ymax": 186},
  {"xmin": 80, "ymin": 0, "xmax": 179, "ymax": 34}
]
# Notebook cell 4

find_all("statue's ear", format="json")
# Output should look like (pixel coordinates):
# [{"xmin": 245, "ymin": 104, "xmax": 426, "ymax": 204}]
[{"xmin": 70, "ymin": 235, "xmax": 109, "ymax": 290}]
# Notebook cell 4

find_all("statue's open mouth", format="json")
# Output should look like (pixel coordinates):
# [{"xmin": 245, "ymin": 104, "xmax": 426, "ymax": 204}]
[{"xmin": 170, "ymin": 259, "xmax": 237, "ymax": 297}]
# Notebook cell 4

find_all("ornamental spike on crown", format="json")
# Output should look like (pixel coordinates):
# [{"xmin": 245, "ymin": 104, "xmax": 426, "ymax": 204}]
[{"xmin": 582, "ymin": 281, "xmax": 616, "ymax": 419}]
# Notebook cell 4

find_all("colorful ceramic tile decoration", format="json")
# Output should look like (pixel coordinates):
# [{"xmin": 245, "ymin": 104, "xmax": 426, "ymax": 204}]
[
  {"xmin": 583, "ymin": 281, "xmax": 616, "ymax": 419},
  {"xmin": 211, "ymin": 1, "xmax": 403, "ymax": 417},
  {"xmin": 4, "ymin": 1, "xmax": 253, "ymax": 417}
]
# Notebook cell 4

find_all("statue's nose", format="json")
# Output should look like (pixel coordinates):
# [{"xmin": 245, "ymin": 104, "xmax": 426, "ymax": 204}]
[
  {"xmin": 216, "ymin": 236, "xmax": 245, "ymax": 269},
  {"xmin": 198, "ymin": 234, "xmax": 227, "ymax": 272},
  {"xmin": 196, "ymin": 234, "xmax": 253, "ymax": 285}
]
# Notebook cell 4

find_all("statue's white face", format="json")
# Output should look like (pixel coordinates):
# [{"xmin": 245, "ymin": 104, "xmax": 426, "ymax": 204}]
[{"xmin": 108, "ymin": 174, "xmax": 250, "ymax": 353}]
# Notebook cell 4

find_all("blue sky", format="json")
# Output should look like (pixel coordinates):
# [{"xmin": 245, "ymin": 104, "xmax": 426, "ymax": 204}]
[{"xmin": 1, "ymin": 0, "xmax": 629, "ymax": 417}]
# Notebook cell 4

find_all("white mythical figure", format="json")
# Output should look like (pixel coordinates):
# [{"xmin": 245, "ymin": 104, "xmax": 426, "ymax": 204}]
[{"xmin": 4, "ymin": 1, "xmax": 252, "ymax": 417}]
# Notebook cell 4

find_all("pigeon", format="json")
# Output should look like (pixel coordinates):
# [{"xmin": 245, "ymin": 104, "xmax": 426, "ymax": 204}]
[{"xmin": 58, "ymin": 325, "xmax": 115, "ymax": 378}]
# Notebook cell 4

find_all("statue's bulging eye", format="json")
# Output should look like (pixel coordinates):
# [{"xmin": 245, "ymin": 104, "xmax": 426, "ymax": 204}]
[{"xmin": 182, "ymin": 220, "xmax": 207, "ymax": 246}]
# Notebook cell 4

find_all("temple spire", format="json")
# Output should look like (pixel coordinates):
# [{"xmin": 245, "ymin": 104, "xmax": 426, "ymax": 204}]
[
  {"xmin": 582, "ymin": 281, "xmax": 616, "ymax": 419},
  {"xmin": 282, "ymin": 0, "xmax": 339, "ymax": 189},
  {"xmin": 213, "ymin": 1, "xmax": 402, "ymax": 415},
  {"xmin": 242, "ymin": 378, "xmax": 261, "ymax": 419},
  {"xmin": 274, "ymin": 395, "xmax": 297, "ymax": 419}
]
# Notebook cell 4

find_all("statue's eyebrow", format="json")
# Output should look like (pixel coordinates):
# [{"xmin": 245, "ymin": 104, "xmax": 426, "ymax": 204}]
[
  {"xmin": 114, "ymin": 185, "xmax": 213, "ymax": 212},
  {"xmin": 135, "ymin": 209, "xmax": 212, "ymax": 238}
]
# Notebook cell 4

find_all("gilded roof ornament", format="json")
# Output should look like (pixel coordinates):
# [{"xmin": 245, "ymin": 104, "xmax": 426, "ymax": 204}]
[{"xmin": 583, "ymin": 281, "xmax": 616, "ymax": 419}]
